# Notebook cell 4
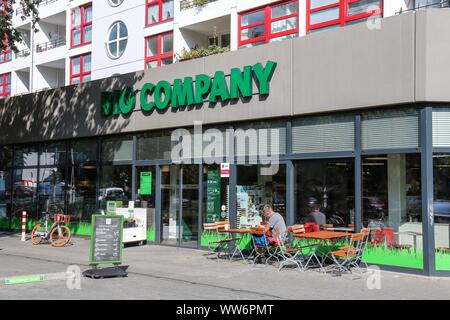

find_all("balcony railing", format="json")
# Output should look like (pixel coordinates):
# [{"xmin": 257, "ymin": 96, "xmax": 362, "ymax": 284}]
[
  {"xmin": 396, "ymin": 0, "xmax": 450, "ymax": 14},
  {"xmin": 180, "ymin": 0, "xmax": 219, "ymax": 11},
  {"xmin": 16, "ymin": 0, "xmax": 60, "ymax": 16},
  {"xmin": 15, "ymin": 48, "xmax": 31, "ymax": 58},
  {"xmin": 36, "ymin": 37, "xmax": 66, "ymax": 53}
]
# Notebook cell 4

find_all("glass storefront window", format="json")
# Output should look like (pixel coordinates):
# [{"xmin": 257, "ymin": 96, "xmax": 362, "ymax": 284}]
[
  {"xmin": 12, "ymin": 168, "xmax": 38, "ymax": 220},
  {"xmin": 137, "ymin": 130, "xmax": 172, "ymax": 160},
  {"xmin": 100, "ymin": 165, "xmax": 132, "ymax": 209},
  {"xmin": 0, "ymin": 170, "xmax": 11, "ymax": 224},
  {"xmin": 40, "ymin": 142, "xmax": 66, "ymax": 166},
  {"xmin": 38, "ymin": 167, "xmax": 66, "ymax": 215},
  {"xmin": 433, "ymin": 154, "xmax": 450, "ymax": 271},
  {"xmin": 14, "ymin": 145, "xmax": 38, "ymax": 167},
  {"xmin": 102, "ymin": 136, "xmax": 133, "ymax": 162},
  {"xmin": 67, "ymin": 140, "xmax": 98, "ymax": 222},
  {"xmin": 236, "ymin": 164, "xmax": 286, "ymax": 228},
  {"xmin": 296, "ymin": 159, "xmax": 354, "ymax": 226},
  {"xmin": 362, "ymin": 153, "xmax": 423, "ymax": 269},
  {"xmin": 0, "ymin": 146, "xmax": 12, "ymax": 169}
]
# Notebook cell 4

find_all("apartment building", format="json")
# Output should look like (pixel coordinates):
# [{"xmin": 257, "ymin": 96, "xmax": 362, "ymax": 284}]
[{"xmin": 0, "ymin": 0, "xmax": 444, "ymax": 98}]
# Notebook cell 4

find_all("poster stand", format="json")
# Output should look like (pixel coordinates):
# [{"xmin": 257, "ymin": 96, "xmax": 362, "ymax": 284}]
[{"xmin": 82, "ymin": 215, "xmax": 128, "ymax": 279}]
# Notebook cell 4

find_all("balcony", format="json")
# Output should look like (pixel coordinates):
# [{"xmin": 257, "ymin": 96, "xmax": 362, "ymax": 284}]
[
  {"xmin": 397, "ymin": 0, "xmax": 450, "ymax": 14},
  {"xmin": 15, "ymin": 48, "xmax": 31, "ymax": 58},
  {"xmin": 180, "ymin": 0, "xmax": 219, "ymax": 11},
  {"xmin": 36, "ymin": 37, "xmax": 66, "ymax": 53},
  {"xmin": 16, "ymin": 0, "xmax": 61, "ymax": 16}
]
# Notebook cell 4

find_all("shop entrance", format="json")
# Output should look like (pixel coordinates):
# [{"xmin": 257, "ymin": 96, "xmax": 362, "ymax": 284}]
[{"xmin": 160, "ymin": 164, "xmax": 199, "ymax": 247}]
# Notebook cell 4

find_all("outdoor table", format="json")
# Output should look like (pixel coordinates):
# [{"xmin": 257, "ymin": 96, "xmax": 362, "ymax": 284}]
[
  {"xmin": 394, "ymin": 231, "xmax": 423, "ymax": 250},
  {"xmin": 294, "ymin": 231, "xmax": 350, "ymax": 272},
  {"xmin": 323, "ymin": 227, "xmax": 354, "ymax": 232},
  {"xmin": 218, "ymin": 229, "xmax": 253, "ymax": 262}
]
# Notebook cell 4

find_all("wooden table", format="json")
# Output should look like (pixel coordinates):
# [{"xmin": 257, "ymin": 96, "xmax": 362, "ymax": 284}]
[
  {"xmin": 323, "ymin": 227, "xmax": 354, "ymax": 232},
  {"xmin": 218, "ymin": 228, "xmax": 252, "ymax": 234},
  {"xmin": 294, "ymin": 231, "xmax": 350, "ymax": 272}
]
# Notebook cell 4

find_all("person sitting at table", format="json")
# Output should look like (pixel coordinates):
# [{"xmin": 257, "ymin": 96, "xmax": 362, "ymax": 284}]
[
  {"xmin": 306, "ymin": 204, "xmax": 327, "ymax": 226},
  {"xmin": 262, "ymin": 204, "xmax": 287, "ymax": 244}
]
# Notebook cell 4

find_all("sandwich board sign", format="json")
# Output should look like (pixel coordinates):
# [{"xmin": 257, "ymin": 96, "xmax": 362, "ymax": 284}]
[
  {"xmin": 84, "ymin": 215, "xmax": 128, "ymax": 279},
  {"xmin": 89, "ymin": 215, "xmax": 123, "ymax": 265}
]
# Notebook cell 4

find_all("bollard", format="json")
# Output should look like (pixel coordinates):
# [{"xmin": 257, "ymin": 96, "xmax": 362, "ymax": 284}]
[{"xmin": 21, "ymin": 211, "xmax": 26, "ymax": 242}]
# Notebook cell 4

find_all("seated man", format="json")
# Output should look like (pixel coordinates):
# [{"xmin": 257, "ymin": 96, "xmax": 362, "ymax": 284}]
[
  {"xmin": 262, "ymin": 204, "xmax": 287, "ymax": 244},
  {"xmin": 306, "ymin": 204, "xmax": 327, "ymax": 226}
]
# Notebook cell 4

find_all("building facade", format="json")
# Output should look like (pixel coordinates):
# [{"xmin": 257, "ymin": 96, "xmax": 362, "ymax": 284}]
[
  {"xmin": 1, "ymin": 1, "xmax": 450, "ymax": 276},
  {"xmin": 1, "ymin": 0, "xmax": 445, "ymax": 97}
]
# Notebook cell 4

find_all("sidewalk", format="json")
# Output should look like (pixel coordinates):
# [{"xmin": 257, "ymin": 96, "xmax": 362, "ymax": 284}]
[{"xmin": 0, "ymin": 232, "xmax": 449, "ymax": 300}]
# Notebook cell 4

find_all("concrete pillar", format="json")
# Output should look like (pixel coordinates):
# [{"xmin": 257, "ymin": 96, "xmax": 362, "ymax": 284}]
[{"xmin": 387, "ymin": 154, "xmax": 407, "ymax": 230}]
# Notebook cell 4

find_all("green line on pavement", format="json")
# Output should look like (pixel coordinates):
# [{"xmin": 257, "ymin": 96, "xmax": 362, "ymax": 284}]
[{"xmin": 4, "ymin": 274, "xmax": 44, "ymax": 285}]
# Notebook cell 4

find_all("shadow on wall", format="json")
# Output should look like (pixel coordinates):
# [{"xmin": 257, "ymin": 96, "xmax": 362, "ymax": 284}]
[{"xmin": 0, "ymin": 71, "xmax": 146, "ymax": 146}]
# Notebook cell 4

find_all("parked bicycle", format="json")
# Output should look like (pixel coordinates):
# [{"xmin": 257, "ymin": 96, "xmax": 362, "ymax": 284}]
[{"xmin": 31, "ymin": 213, "xmax": 72, "ymax": 247}]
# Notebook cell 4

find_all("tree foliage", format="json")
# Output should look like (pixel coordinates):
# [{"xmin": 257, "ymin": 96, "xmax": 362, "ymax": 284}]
[{"xmin": 0, "ymin": 0, "xmax": 39, "ymax": 53}]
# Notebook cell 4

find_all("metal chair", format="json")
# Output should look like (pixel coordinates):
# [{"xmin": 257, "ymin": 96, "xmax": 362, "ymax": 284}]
[
  {"xmin": 249, "ymin": 227, "xmax": 279, "ymax": 265},
  {"xmin": 328, "ymin": 232, "xmax": 366, "ymax": 277},
  {"xmin": 203, "ymin": 221, "xmax": 237, "ymax": 261},
  {"xmin": 273, "ymin": 227, "xmax": 306, "ymax": 272}
]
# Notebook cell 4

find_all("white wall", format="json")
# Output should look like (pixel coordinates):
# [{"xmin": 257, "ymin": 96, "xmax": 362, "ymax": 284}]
[
  {"xmin": 34, "ymin": 66, "xmax": 64, "ymax": 91},
  {"xmin": 91, "ymin": 0, "xmax": 146, "ymax": 80},
  {"xmin": 13, "ymin": 70, "xmax": 30, "ymax": 95}
]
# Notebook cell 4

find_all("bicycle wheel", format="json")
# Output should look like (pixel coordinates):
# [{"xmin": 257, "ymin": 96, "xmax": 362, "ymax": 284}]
[
  {"xmin": 50, "ymin": 225, "xmax": 71, "ymax": 247},
  {"xmin": 31, "ymin": 224, "xmax": 44, "ymax": 245}
]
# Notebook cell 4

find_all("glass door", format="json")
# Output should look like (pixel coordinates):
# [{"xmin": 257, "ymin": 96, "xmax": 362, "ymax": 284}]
[
  {"xmin": 135, "ymin": 166, "xmax": 156, "ymax": 242},
  {"xmin": 160, "ymin": 164, "xmax": 199, "ymax": 247}
]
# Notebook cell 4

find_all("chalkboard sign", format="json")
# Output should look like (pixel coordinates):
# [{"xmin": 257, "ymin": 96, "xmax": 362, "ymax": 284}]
[{"xmin": 89, "ymin": 215, "xmax": 123, "ymax": 265}]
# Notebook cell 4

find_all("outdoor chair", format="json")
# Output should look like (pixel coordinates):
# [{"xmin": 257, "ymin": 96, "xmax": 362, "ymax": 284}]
[
  {"xmin": 328, "ymin": 232, "xmax": 366, "ymax": 277},
  {"xmin": 304, "ymin": 222, "xmax": 320, "ymax": 233},
  {"xmin": 249, "ymin": 227, "xmax": 279, "ymax": 265},
  {"xmin": 202, "ymin": 221, "xmax": 237, "ymax": 261},
  {"xmin": 273, "ymin": 227, "xmax": 306, "ymax": 272}
]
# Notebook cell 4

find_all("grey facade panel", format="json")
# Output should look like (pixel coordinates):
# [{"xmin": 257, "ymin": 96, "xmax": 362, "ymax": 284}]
[
  {"xmin": 292, "ymin": 12, "xmax": 415, "ymax": 115},
  {"xmin": 1, "ymin": 10, "xmax": 450, "ymax": 145}
]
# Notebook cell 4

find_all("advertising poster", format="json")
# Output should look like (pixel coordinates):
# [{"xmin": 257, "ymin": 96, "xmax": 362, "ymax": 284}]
[{"xmin": 206, "ymin": 170, "xmax": 220, "ymax": 222}]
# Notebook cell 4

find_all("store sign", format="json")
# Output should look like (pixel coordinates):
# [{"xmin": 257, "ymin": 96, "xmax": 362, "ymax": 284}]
[
  {"xmin": 101, "ymin": 61, "xmax": 277, "ymax": 117},
  {"xmin": 220, "ymin": 163, "xmax": 230, "ymax": 178}
]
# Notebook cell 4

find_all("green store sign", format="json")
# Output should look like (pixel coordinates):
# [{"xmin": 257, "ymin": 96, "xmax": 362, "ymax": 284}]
[{"xmin": 101, "ymin": 60, "xmax": 277, "ymax": 117}]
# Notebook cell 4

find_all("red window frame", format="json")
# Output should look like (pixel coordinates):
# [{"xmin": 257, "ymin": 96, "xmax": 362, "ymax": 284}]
[
  {"xmin": 145, "ymin": 0, "xmax": 174, "ymax": 27},
  {"xmin": 70, "ymin": 53, "xmax": 91, "ymax": 85},
  {"xmin": 0, "ymin": 0, "xmax": 12, "ymax": 14},
  {"xmin": 238, "ymin": 0, "xmax": 299, "ymax": 48},
  {"xmin": 0, "ymin": 73, "xmax": 11, "ymax": 98},
  {"xmin": 0, "ymin": 48, "xmax": 11, "ymax": 64},
  {"xmin": 306, "ymin": 0, "xmax": 383, "ymax": 32},
  {"xmin": 144, "ymin": 31, "xmax": 173, "ymax": 69},
  {"xmin": 70, "ymin": 3, "xmax": 92, "ymax": 48}
]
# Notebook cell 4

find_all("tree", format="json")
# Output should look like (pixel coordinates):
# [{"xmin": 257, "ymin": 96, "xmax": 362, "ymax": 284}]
[{"xmin": 0, "ymin": 0, "xmax": 39, "ymax": 53}]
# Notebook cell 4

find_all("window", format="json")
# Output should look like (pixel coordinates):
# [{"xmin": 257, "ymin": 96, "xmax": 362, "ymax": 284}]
[
  {"xmin": 108, "ymin": 0, "xmax": 124, "ymax": 6},
  {"xmin": 106, "ymin": 21, "xmax": 128, "ymax": 59},
  {"xmin": 145, "ymin": 31, "xmax": 173, "ymax": 69},
  {"xmin": 71, "ymin": 4, "xmax": 92, "ymax": 47},
  {"xmin": 307, "ymin": 0, "xmax": 383, "ymax": 32},
  {"xmin": 146, "ymin": 0, "xmax": 174, "ymax": 26},
  {"xmin": 0, "ymin": 73, "xmax": 11, "ymax": 98},
  {"xmin": 238, "ymin": 0, "xmax": 299, "ymax": 48},
  {"xmin": 0, "ymin": 0, "xmax": 12, "ymax": 15},
  {"xmin": 0, "ymin": 48, "xmax": 11, "ymax": 64},
  {"xmin": 70, "ymin": 54, "xmax": 91, "ymax": 85}
]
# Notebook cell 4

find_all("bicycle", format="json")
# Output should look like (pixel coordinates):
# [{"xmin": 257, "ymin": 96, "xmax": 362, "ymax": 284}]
[{"xmin": 30, "ymin": 213, "xmax": 72, "ymax": 247}]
